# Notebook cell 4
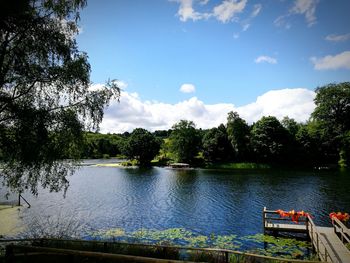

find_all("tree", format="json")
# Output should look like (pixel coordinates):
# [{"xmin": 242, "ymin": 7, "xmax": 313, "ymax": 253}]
[
  {"xmin": 169, "ymin": 120, "xmax": 201, "ymax": 163},
  {"xmin": 202, "ymin": 124, "xmax": 232, "ymax": 162},
  {"xmin": 226, "ymin": 111, "xmax": 250, "ymax": 161},
  {"xmin": 123, "ymin": 128, "xmax": 160, "ymax": 166},
  {"xmin": 311, "ymin": 82, "xmax": 350, "ymax": 167},
  {"xmin": 295, "ymin": 122, "xmax": 325, "ymax": 166},
  {"xmin": 250, "ymin": 116, "xmax": 289, "ymax": 163},
  {"xmin": 0, "ymin": 0, "xmax": 120, "ymax": 195},
  {"xmin": 281, "ymin": 117, "xmax": 300, "ymax": 138}
]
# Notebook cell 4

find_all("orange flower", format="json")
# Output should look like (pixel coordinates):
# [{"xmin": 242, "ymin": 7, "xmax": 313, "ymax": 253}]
[
  {"xmin": 275, "ymin": 209, "xmax": 311, "ymax": 223},
  {"xmin": 330, "ymin": 212, "xmax": 350, "ymax": 222}
]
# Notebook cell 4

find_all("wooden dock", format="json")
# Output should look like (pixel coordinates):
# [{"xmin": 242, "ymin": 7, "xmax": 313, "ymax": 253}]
[{"xmin": 263, "ymin": 207, "xmax": 350, "ymax": 263}]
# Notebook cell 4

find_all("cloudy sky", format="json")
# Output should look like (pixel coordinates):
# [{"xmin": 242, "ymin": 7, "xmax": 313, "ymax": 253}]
[{"xmin": 77, "ymin": 0, "xmax": 350, "ymax": 133}]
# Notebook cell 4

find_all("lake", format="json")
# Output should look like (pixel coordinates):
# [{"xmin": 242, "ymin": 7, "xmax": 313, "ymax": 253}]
[{"xmin": 1, "ymin": 161, "xmax": 350, "ymax": 255}]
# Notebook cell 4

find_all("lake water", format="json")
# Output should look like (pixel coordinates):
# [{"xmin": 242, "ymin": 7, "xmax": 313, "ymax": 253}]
[{"xmin": 1, "ymin": 161, "xmax": 350, "ymax": 255}]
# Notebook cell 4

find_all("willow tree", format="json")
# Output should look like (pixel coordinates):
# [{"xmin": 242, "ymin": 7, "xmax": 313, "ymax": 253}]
[{"xmin": 0, "ymin": 0, "xmax": 120, "ymax": 195}]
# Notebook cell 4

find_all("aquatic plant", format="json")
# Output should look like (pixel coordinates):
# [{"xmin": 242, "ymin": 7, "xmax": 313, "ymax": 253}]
[
  {"xmin": 90, "ymin": 228, "xmax": 125, "ymax": 239},
  {"xmin": 184, "ymin": 235, "xmax": 208, "ymax": 247},
  {"xmin": 131, "ymin": 228, "xmax": 193, "ymax": 243},
  {"xmin": 87, "ymin": 227, "xmax": 316, "ymax": 260},
  {"xmin": 212, "ymin": 235, "xmax": 242, "ymax": 250},
  {"xmin": 243, "ymin": 234, "xmax": 313, "ymax": 259}
]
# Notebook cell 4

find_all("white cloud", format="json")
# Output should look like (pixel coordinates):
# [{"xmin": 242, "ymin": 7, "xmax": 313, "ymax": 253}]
[
  {"xmin": 98, "ymin": 88, "xmax": 315, "ymax": 133},
  {"xmin": 240, "ymin": 4, "xmax": 262, "ymax": 33},
  {"xmin": 171, "ymin": 0, "xmax": 249, "ymax": 24},
  {"xmin": 172, "ymin": 0, "xmax": 210, "ymax": 22},
  {"xmin": 274, "ymin": 15, "xmax": 291, "ymax": 29},
  {"xmin": 251, "ymin": 4, "xmax": 262, "ymax": 18},
  {"xmin": 237, "ymin": 88, "xmax": 315, "ymax": 123},
  {"xmin": 116, "ymin": 80, "xmax": 128, "ymax": 90},
  {"xmin": 180, "ymin": 83, "xmax": 196, "ymax": 93},
  {"xmin": 291, "ymin": 0, "xmax": 318, "ymax": 26},
  {"xmin": 325, "ymin": 33, "xmax": 350, "ymax": 42},
  {"xmin": 89, "ymin": 80, "xmax": 128, "ymax": 92},
  {"xmin": 213, "ymin": 0, "xmax": 247, "ymax": 23},
  {"xmin": 311, "ymin": 51, "xmax": 350, "ymax": 70},
  {"xmin": 89, "ymin": 83, "xmax": 105, "ymax": 92},
  {"xmin": 275, "ymin": 0, "xmax": 319, "ymax": 28},
  {"xmin": 199, "ymin": 0, "xmax": 209, "ymax": 5},
  {"xmin": 254, "ymin": 56, "xmax": 277, "ymax": 64},
  {"xmin": 242, "ymin": 23, "xmax": 250, "ymax": 31}
]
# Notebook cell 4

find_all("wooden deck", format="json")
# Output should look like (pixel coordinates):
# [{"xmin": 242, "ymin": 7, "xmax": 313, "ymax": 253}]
[{"xmin": 263, "ymin": 207, "xmax": 350, "ymax": 263}]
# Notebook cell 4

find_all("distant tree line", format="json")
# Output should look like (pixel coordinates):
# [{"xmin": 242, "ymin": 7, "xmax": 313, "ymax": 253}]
[{"xmin": 74, "ymin": 82, "xmax": 350, "ymax": 168}]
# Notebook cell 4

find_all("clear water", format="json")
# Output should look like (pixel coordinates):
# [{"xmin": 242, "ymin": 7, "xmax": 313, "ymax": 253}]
[{"xmin": 1, "ymin": 162, "xmax": 350, "ymax": 254}]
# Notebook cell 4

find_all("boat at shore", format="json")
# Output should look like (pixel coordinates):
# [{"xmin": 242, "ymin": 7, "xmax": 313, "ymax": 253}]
[{"xmin": 168, "ymin": 163, "xmax": 192, "ymax": 169}]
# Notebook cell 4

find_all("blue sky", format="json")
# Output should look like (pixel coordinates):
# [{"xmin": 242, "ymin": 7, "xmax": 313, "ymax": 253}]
[{"xmin": 76, "ymin": 0, "xmax": 350, "ymax": 133}]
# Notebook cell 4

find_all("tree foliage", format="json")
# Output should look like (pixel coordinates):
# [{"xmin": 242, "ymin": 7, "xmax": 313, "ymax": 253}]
[
  {"xmin": 0, "ymin": 0, "xmax": 120, "ymax": 195},
  {"xmin": 169, "ymin": 120, "xmax": 201, "ymax": 163},
  {"xmin": 202, "ymin": 124, "xmax": 232, "ymax": 162},
  {"xmin": 311, "ymin": 82, "xmax": 350, "ymax": 166},
  {"xmin": 123, "ymin": 128, "xmax": 160, "ymax": 166},
  {"xmin": 250, "ymin": 116, "xmax": 289, "ymax": 163},
  {"xmin": 82, "ymin": 132, "xmax": 123, "ymax": 159},
  {"xmin": 226, "ymin": 111, "xmax": 250, "ymax": 161}
]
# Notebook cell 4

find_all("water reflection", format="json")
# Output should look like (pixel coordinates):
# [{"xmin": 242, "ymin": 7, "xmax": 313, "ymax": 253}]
[{"xmin": 0, "ymin": 164, "xmax": 349, "ymax": 241}]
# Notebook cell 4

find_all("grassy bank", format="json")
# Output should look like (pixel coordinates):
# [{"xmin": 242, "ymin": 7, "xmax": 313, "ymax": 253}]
[{"xmin": 205, "ymin": 162, "xmax": 271, "ymax": 170}]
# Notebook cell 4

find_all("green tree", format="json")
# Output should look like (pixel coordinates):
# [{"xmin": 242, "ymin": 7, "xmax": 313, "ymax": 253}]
[
  {"xmin": 281, "ymin": 116, "xmax": 301, "ymax": 164},
  {"xmin": 123, "ymin": 128, "xmax": 160, "ymax": 166},
  {"xmin": 311, "ymin": 82, "xmax": 350, "ymax": 167},
  {"xmin": 202, "ymin": 124, "xmax": 232, "ymax": 162},
  {"xmin": 0, "ymin": 0, "xmax": 120, "ymax": 195},
  {"xmin": 169, "ymin": 120, "xmax": 201, "ymax": 163},
  {"xmin": 295, "ymin": 122, "xmax": 325, "ymax": 166},
  {"xmin": 281, "ymin": 117, "xmax": 300, "ymax": 138},
  {"xmin": 250, "ymin": 116, "xmax": 289, "ymax": 163},
  {"xmin": 226, "ymin": 111, "xmax": 250, "ymax": 161}
]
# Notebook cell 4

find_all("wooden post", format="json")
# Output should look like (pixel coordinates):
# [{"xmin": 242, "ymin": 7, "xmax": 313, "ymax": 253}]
[
  {"xmin": 263, "ymin": 207, "xmax": 266, "ymax": 234},
  {"xmin": 316, "ymin": 232, "xmax": 319, "ymax": 257},
  {"xmin": 310, "ymin": 222, "xmax": 314, "ymax": 252},
  {"xmin": 224, "ymin": 251, "xmax": 228, "ymax": 263}
]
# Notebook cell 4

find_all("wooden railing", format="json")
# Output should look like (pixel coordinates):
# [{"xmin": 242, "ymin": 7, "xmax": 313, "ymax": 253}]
[
  {"xmin": 0, "ymin": 238, "xmax": 322, "ymax": 263},
  {"xmin": 306, "ymin": 215, "xmax": 335, "ymax": 263},
  {"xmin": 18, "ymin": 193, "xmax": 31, "ymax": 207},
  {"xmin": 263, "ymin": 207, "xmax": 308, "ymax": 232},
  {"xmin": 332, "ymin": 218, "xmax": 350, "ymax": 246},
  {"xmin": 262, "ymin": 208, "xmax": 333, "ymax": 262}
]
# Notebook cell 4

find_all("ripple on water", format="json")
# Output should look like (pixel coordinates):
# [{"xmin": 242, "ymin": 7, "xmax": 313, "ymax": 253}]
[{"xmin": 1, "ymin": 166, "xmax": 349, "ymax": 242}]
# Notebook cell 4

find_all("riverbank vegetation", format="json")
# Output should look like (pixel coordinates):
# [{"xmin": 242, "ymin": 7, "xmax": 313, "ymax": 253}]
[{"xmin": 74, "ymin": 82, "xmax": 350, "ymax": 169}]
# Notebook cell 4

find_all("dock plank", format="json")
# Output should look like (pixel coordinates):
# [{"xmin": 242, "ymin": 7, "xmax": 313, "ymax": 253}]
[
  {"xmin": 263, "ymin": 208, "xmax": 350, "ymax": 263},
  {"xmin": 316, "ymin": 228, "xmax": 350, "ymax": 263},
  {"xmin": 265, "ymin": 222, "xmax": 307, "ymax": 233}
]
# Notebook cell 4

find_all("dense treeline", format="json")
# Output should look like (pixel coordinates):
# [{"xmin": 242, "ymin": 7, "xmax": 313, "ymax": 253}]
[{"xmin": 80, "ymin": 82, "xmax": 350, "ymax": 168}]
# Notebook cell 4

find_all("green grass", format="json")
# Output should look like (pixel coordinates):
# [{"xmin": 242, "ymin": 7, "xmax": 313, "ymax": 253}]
[{"xmin": 206, "ymin": 162, "xmax": 271, "ymax": 169}]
